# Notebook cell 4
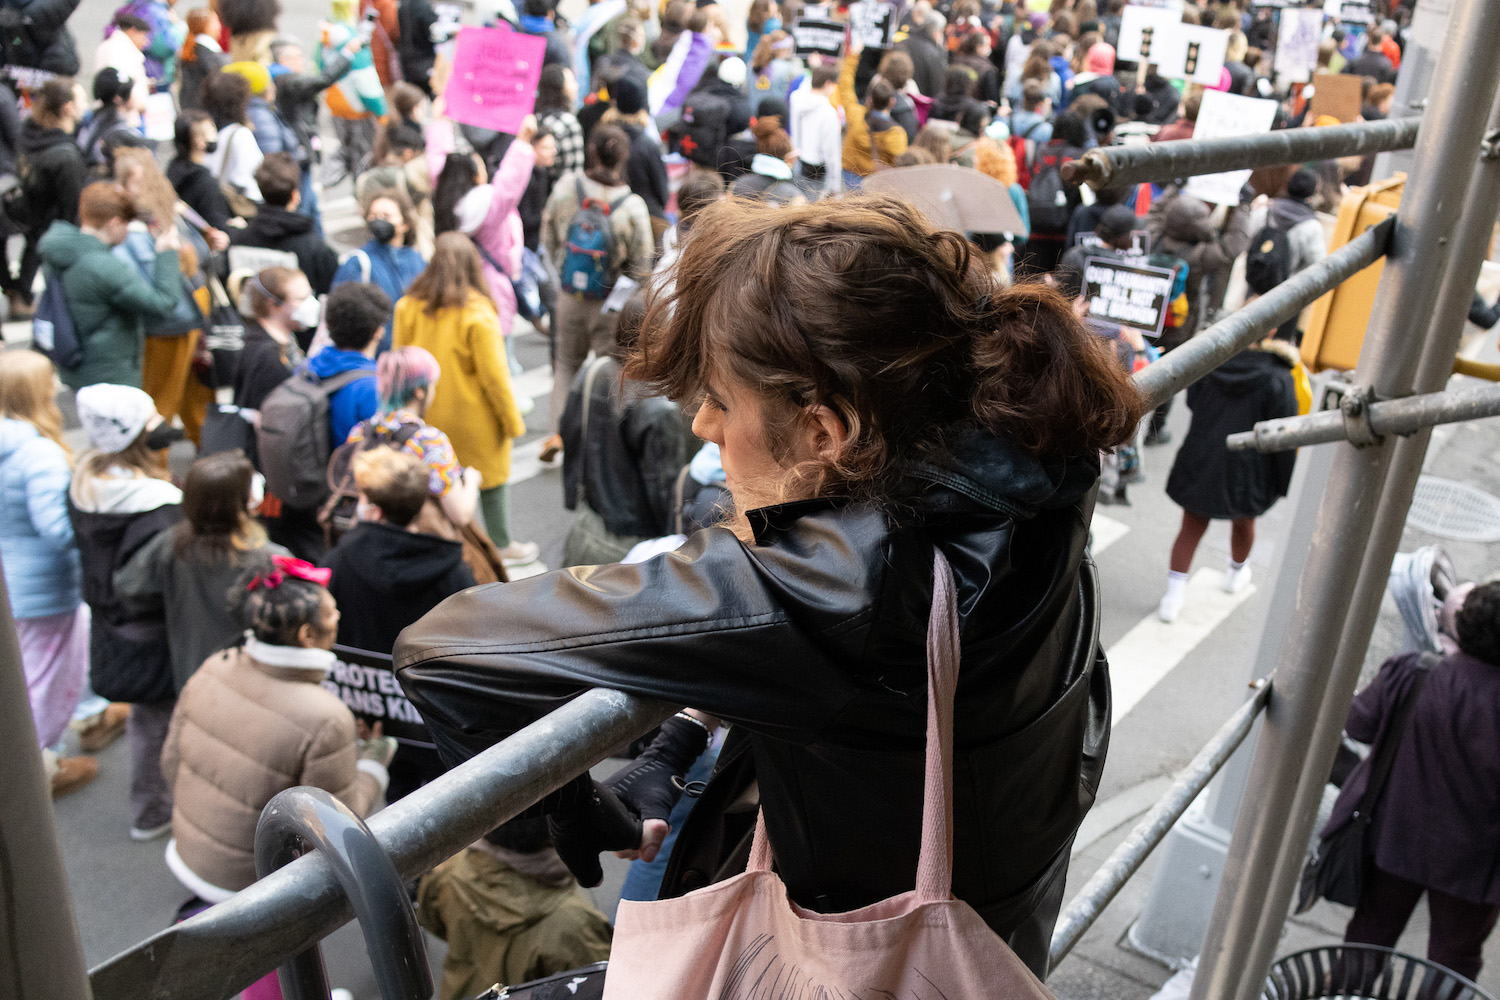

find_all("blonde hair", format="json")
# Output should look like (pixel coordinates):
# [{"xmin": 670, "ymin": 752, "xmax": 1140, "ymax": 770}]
[{"xmin": 0, "ymin": 352, "xmax": 69, "ymax": 459}]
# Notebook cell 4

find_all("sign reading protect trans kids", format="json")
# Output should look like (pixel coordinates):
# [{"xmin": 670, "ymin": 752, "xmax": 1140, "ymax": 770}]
[{"xmin": 1084, "ymin": 256, "xmax": 1177, "ymax": 337}]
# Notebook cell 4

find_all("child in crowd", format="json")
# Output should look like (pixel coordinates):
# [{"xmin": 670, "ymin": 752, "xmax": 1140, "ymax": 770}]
[
  {"xmin": 68, "ymin": 384, "xmax": 184, "ymax": 839},
  {"xmin": 323, "ymin": 447, "xmax": 474, "ymax": 800},
  {"xmin": 115, "ymin": 451, "xmax": 287, "ymax": 691},
  {"xmin": 161, "ymin": 552, "xmax": 392, "ymax": 896}
]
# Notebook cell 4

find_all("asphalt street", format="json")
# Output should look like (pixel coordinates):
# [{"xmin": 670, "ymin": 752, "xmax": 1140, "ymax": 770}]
[{"xmin": 31, "ymin": 2, "xmax": 1500, "ymax": 996}]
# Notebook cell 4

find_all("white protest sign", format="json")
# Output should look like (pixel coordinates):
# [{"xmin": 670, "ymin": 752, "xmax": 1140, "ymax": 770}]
[
  {"xmin": 1183, "ymin": 90, "xmax": 1278, "ymax": 205},
  {"xmin": 1153, "ymin": 23, "xmax": 1229, "ymax": 85},
  {"xmin": 1118, "ymin": 4, "xmax": 1185, "ymax": 64},
  {"xmin": 1273, "ymin": 7, "xmax": 1324, "ymax": 82},
  {"xmin": 1084, "ymin": 256, "xmax": 1178, "ymax": 336},
  {"xmin": 848, "ymin": 1, "xmax": 896, "ymax": 49}
]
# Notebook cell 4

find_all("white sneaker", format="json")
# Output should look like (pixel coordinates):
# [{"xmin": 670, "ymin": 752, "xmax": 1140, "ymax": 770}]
[
  {"xmin": 1223, "ymin": 564, "xmax": 1253, "ymax": 594},
  {"xmin": 330, "ymin": 989, "xmax": 354, "ymax": 1000},
  {"xmin": 130, "ymin": 819, "xmax": 172, "ymax": 842},
  {"xmin": 1158, "ymin": 588, "xmax": 1186, "ymax": 623},
  {"xmin": 499, "ymin": 541, "xmax": 541, "ymax": 566}
]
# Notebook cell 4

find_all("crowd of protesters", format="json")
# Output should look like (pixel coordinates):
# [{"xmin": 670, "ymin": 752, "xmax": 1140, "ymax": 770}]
[{"xmin": 2, "ymin": 0, "xmax": 1500, "ymax": 992}]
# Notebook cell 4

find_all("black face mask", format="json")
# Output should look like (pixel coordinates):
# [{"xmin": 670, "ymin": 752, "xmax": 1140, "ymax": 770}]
[
  {"xmin": 368, "ymin": 218, "xmax": 398, "ymax": 244},
  {"xmin": 202, "ymin": 139, "xmax": 218, "ymax": 154}
]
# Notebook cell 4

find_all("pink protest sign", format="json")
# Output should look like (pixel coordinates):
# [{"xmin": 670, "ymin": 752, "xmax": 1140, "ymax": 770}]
[{"xmin": 442, "ymin": 25, "xmax": 545, "ymax": 135}]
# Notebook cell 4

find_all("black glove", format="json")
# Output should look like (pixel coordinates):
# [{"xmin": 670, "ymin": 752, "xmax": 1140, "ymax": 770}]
[
  {"xmin": 547, "ymin": 779, "xmax": 642, "ymax": 887},
  {"xmin": 604, "ymin": 715, "xmax": 711, "ymax": 824}
]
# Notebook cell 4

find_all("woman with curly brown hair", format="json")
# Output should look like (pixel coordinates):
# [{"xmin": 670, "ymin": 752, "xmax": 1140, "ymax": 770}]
[{"xmin": 396, "ymin": 195, "xmax": 1144, "ymax": 976}]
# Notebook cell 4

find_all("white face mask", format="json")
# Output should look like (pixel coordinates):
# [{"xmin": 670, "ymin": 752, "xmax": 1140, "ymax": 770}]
[{"xmin": 290, "ymin": 295, "xmax": 322, "ymax": 330}]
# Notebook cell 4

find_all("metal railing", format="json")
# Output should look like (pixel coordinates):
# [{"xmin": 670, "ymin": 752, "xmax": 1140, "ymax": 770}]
[
  {"xmin": 1229, "ymin": 380, "xmax": 1500, "ymax": 453},
  {"xmin": 1049, "ymin": 680, "xmax": 1271, "ymax": 968},
  {"xmin": 1061, "ymin": 118, "xmax": 1421, "ymax": 190}
]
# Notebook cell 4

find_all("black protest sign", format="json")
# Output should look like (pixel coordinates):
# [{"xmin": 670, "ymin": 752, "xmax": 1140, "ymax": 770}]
[
  {"xmin": 793, "ymin": 18, "xmax": 846, "ymax": 57},
  {"xmin": 324, "ymin": 648, "xmax": 434, "ymax": 746},
  {"xmin": 1084, "ymin": 256, "xmax": 1177, "ymax": 337},
  {"xmin": 1076, "ymin": 230, "xmax": 1152, "ymax": 256}
]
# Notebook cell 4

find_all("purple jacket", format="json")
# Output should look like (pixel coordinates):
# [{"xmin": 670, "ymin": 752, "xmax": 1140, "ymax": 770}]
[{"xmin": 1325, "ymin": 650, "xmax": 1500, "ymax": 905}]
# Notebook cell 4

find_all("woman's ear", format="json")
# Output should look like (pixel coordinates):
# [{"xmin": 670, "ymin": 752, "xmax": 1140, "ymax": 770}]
[
  {"xmin": 296, "ymin": 621, "xmax": 318, "ymax": 648},
  {"xmin": 804, "ymin": 403, "xmax": 849, "ymax": 464}
]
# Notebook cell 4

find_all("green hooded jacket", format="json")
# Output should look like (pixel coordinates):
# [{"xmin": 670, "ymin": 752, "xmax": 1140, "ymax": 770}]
[{"xmin": 37, "ymin": 221, "xmax": 181, "ymax": 390}]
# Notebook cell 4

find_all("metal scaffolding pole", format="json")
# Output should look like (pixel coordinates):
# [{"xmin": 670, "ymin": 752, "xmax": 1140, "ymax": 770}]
[
  {"xmin": 1135, "ymin": 218, "xmax": 1393, "ymax": 410},
  {"xmin": 1188, "ymin": 2, "xmax": 1500, "ymax": 997},
  {"xmin": 1060, "ymin": 118, "xmax": 1421, "ymax": 190},
  {"xmin": 1049, "ymin": 680, "xmax": 1270, "ymax": 967},
  {"xmin": 1226, "ymin": 380, "xmax": 1500, "ymax": 452},
  {"xmin": 0, "ymin": 563, "xmax": 93, "ymax": 1000}
]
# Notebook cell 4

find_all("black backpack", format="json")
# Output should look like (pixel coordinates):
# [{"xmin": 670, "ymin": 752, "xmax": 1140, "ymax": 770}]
[
  {"xmin": 1244, "ymin": 223, "xmax": 1294, "ymax": 295},
  {"xmin": 1027, "ymin": 144, "xmax": 1082, "ymax": 235},
  {"xmin": 670, "ymin": 90, "xmax": 732, "ymax": 168},
  {"xmin": 256, "ymin": 367, "xmax": 375, "ymax": 509}
]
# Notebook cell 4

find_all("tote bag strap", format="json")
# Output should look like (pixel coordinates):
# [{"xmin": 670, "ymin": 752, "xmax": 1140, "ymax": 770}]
[{"xmin": 747, "ymin": 548, "xmax": 962, "ymax": 904}]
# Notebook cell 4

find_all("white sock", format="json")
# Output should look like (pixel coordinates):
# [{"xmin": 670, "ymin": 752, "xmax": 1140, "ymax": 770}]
[
  {"xmin": 1228, "ymin": 558, "xmax": 1247, "ymax": 572},
  {"xmin": 1164, "ymin": 570, "xmax": 1189, "ymax": 598}
]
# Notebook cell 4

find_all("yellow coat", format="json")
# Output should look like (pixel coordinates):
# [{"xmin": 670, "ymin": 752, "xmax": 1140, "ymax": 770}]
[{"xmin": 393, "ymin": 292, "xmax": 525, "ymax": 490}]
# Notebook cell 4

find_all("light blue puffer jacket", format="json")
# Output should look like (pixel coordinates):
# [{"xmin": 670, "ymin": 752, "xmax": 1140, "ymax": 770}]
[{"xmin": 0, "ymin": 417, "xmax": 81, "ymax": 619}]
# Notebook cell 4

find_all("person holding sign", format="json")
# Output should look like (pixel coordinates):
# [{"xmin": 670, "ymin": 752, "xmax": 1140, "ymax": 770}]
[{"xmin": 839, "ymin": 36, "xmax": 908, "ymax": 185}]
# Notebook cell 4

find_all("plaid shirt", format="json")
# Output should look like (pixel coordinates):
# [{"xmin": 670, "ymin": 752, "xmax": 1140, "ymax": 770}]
[{"xmin": 539, "ymin": 111, "xmax": 585, "ymax": 181}]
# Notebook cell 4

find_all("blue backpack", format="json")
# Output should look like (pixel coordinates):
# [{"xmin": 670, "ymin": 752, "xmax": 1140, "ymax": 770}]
[
  {"xmin": 32, "ymin": 269, "xmax": 82, "ymax": 370},
  {"xmin": 559, "ymin": 178, "xmax": 629, "ymax": 300}
]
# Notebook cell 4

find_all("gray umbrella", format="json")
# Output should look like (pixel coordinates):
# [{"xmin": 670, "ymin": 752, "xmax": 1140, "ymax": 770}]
[{"xmin": 860, "ymin": 164, "xmax": 1030, "ymax": 237}]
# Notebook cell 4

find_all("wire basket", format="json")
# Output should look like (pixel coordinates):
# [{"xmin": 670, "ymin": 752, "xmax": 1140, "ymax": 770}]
[{"xmin": 1263, "ymin": 944, "xmax": 1495, "ymax": 1000}]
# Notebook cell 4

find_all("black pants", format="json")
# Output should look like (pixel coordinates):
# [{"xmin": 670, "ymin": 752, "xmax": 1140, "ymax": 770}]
[{"xmin": 1345, "ymin": 865, "xmax": 1500, "ymax": 982}]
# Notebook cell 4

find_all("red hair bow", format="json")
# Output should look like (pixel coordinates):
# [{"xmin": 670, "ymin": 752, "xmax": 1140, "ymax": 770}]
[{"xmin": 246, "ymin": 555, "xmax": 332, "ymax": 591}]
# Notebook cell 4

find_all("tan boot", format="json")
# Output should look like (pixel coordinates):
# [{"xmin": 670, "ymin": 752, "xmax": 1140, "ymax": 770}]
[
  {"xmin": 79, "ymin": 703, "xmax": 131, "ymax": 752},
  {"xmin": 51, "ymin": 756, "xmax": 99, "ymax": 797}
]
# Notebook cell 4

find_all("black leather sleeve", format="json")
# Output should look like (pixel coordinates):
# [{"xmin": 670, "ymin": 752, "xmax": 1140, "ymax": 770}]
[{"xmin": 393, "ymin": 505, "xmax": 885, "ymax": 771}]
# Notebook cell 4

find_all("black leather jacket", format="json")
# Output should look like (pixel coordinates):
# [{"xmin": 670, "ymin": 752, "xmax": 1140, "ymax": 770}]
[{"xmin": 394, "ymin": 431, "xmax": 1110, "ymax": 977}]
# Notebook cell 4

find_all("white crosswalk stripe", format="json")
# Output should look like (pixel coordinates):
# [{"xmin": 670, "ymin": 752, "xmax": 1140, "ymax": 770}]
[
  {"xmin": 1091, "ymin": 512, "xmax": 1130, "ymax": 557},
  {"xmin": 1105, "ymin": 568, "xmax": 1258, "ymax": 725}
]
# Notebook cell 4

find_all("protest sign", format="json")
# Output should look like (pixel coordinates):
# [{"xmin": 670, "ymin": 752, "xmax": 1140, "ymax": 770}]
[
  {"xmin": 325, "ymin": 651, "xmax": 433, "ymax": 746},
  {"xmin": 1307, "ymin": 71, "xmax": 1362, "ymax": 122},
  {"xmin": 1084, "ymin": 256, "xmax": 1177, "ymax": 337},
  {"xmin": 1336, "ymin": 0, "xmax": 1375, "ymax": 24},
  {"xmin": 848, "ymin": 1, "xmax": 896, "ymax": 49},
  {"xmin": 1183, "ymin": 90, "xmax": 1278, "ymax": 205},
  {"xmin": 1273, "ymin": 7, "xmax": 1324, "ymax": 81},
  {"xmin": 1153, "ymin": 23, "xmax": 1229, "ymax": 85},
  {"xmin": 441, "ymin": 25, "xmax": 545, "ymax": 135},
  {"xmin": 1117, "ymin": 4, "xmax": 1184, "ymax": 63},
  {"xmin": 793, "ymin": 17, "xmax": 846, "ymax": 57},
  {"xmin": 1077, "ymin": 230, "xmax": 1152, "ymax": 256}
]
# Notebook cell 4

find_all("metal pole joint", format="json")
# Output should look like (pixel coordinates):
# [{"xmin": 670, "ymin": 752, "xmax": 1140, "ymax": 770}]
[
  {"xmin": 1482, "ymin": 127, "xmax": 1500, "ymax": 161},
  {"xmin": 1339, "ymin": 386, "xmax": 1383, "ymax": 448}
]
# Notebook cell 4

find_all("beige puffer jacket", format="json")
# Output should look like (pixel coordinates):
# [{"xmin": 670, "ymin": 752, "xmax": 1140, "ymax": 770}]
[{"xmin": 161, "ymin": 643, "xmax": 387, "ymax": 896}]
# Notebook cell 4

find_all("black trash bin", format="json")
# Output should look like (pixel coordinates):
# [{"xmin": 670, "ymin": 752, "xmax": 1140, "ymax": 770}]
[{"xmin": 1264, "ymin": 944, "xmax": 1496, "ymax": 1000}]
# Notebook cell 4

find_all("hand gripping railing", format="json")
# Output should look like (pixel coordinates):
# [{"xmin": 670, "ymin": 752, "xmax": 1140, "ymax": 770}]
[{"xmin": 254, "ymin": 787, "xmax": 432, "ymax": 1000}]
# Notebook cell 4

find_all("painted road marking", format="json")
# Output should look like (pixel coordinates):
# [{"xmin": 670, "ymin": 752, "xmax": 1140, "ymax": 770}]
[{"xmin": 1107, "ymin": 568, "xmax": 1258, "ymax": 725}]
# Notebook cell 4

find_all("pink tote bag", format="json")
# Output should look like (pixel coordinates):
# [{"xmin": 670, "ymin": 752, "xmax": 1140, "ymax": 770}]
[{"xmin": 604, "ymin": 550, "xmax": 1057, "ymax": 1000}]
